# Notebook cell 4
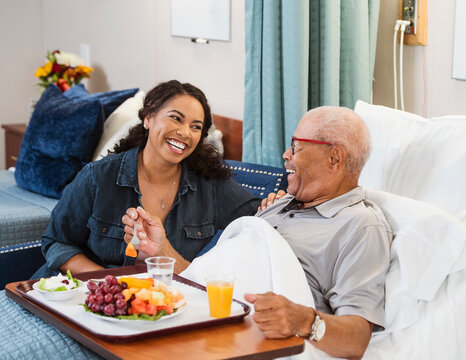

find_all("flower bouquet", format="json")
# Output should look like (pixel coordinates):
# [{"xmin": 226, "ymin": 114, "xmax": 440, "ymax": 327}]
[{"xmin": 34, "ymin": 50, "xmax": 93, "ymax": 92}]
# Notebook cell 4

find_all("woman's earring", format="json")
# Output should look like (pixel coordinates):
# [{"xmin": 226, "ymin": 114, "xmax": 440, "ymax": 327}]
[{"xmin": 144, "ymin": 123, "xmax": 148, "ymax": 129}]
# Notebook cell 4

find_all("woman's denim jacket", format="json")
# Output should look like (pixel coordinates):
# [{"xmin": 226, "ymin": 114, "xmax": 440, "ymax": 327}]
[{"xmin": 41, "ymin": 147, "xmax": 260, "ymax": 270}]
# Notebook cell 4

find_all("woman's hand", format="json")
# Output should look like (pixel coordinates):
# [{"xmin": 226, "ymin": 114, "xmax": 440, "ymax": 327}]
[
  {"xmin": 122, "ymin": 206, "xmax": 191, "ymax": 273},
  {"xmin": 257, "ymin": 190, "xmax": 287, "ymax": 212},
  {"xmin": 122, "ymin": 206, "xmax": 169, "ymax": 259}
]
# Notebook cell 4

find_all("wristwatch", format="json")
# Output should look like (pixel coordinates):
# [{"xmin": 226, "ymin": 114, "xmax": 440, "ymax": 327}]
[{"xmin": 309, "ymin": 314, "xmax": 326, "ymax": 341}]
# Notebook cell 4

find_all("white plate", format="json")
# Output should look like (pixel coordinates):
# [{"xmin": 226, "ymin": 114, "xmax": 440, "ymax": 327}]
[
  {"xmin": 85, "ymin": 304, "xmax": 186, "ymax": 325},
  {"xmin": 33, "ymin": 280, "xmax": 84, "ymax": 301}
]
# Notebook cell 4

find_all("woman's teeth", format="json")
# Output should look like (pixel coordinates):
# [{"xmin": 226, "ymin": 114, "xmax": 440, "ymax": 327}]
[
  {"xmin": 167, "ymin": 139, "xmax": 186, "ymax": 151},
  {"xmin": 286, "ymin": 169, "xmax": 296, "ymax": 174}
]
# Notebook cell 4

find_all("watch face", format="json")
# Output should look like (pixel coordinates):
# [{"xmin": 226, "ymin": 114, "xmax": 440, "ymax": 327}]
[{"xmin": 315, "ymin": 320, "xmax": 326, "ymax": 341}]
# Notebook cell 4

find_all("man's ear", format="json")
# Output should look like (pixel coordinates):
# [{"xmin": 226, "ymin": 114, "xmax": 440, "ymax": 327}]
[{"xmin": 329, "ymin": 145, "xmax": 345, "ymax": 170}]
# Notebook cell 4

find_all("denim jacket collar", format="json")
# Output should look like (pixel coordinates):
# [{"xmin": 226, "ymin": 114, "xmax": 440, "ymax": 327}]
[{"xmin": 116, "ymin": 147, "xmax": 198, "ymax": 194}]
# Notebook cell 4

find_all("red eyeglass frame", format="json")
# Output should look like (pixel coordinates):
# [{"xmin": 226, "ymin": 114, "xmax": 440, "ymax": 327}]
[{"xmin": 291, "ymin": 136, "xmax": 335, "ymax": 155}]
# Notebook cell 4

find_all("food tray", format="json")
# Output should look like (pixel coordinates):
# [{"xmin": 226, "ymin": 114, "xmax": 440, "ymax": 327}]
[{"xmin": 16, "ymin": 270, "xmax": 250, "ymax": 343}]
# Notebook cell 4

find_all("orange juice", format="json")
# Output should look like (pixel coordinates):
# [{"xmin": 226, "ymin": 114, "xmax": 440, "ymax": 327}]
[{"xmin": 206, "ymin": 281, "xmax": 234, "ymax": 318}]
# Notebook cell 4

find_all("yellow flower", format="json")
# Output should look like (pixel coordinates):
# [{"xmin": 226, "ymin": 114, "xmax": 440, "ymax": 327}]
[
  {"xmin": 34, "ymin": 61, "xmax": 53, "ymax": 78},
  {"xmin": 75, "ymin": 65, "xmax": 93, "ymax": 76}
]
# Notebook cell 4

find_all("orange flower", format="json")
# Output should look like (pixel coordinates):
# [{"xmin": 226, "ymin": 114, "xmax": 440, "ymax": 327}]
[
  {"xmin": 63, "ymin": 68, "xmax": 77, "ymax": 79},
  {"xmin": 34, "ymin": 61, "xmax": 53, "ymax": 77}
]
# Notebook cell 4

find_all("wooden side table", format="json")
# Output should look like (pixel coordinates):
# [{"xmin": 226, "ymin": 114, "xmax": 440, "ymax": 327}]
[{"xmin": 2, "ymin": 123, "xmax": 27, "ymax": 169}]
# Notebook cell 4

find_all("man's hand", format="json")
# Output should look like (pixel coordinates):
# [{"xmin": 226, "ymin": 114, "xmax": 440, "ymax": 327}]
[
  {"xmin": 244, "ymin": 292, "xmax": 373, "ymax": 360},
  {"xmin": 257, "ymin": 190, "xmax": 287, "ymax": 212},
  {"xmin": 244, "ymin": 292, "xmax": 314, "ymax": 339}
]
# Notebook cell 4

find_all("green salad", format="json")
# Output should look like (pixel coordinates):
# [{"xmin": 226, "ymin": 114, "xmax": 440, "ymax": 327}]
[{"xmin": 37, "ymin": 270, "xmax": 80, "ymax": 292}]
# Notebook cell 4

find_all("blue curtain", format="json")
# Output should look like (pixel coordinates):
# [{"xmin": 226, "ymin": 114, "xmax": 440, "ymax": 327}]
[{"xmin": 243, "ymin": 0, "xmax": 380, "ymax": 167}]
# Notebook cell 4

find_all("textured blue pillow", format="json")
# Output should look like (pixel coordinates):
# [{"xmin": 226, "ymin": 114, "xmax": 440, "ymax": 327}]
[
  {"xmin": 225, "ymin": 160, "xmax": 288, "ymax": 198},
  {"xmin": 195, "ymin": 161, "xmax": 289, "ymax": 257},
  {"xmin": 15, "ymin": 85, "xmax": 104, "ymax": 198},
  {"xmin": 64, "ymin": 84, "xmax": 139, "ymax": 119}
]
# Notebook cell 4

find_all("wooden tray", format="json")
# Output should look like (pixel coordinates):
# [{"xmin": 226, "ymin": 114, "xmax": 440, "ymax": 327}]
[
  {"xmin": 6, "ymin": 264, "xmax": 305, "ymax": 360},
  {"xmin": 15, "ymin": 265, "xmax": 250, "ymax": 343}
]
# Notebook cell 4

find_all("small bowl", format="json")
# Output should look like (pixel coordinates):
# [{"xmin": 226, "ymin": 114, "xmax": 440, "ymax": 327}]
[{"xmin": 32, "ymin": 280, "xmax": 84, "ymax": 301}]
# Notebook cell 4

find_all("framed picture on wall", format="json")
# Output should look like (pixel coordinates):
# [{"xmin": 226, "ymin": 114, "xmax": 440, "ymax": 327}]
[
  {"xmin": 170, "ymin": 0, "xmax": 231, "ymax": 42},
  {"xmin": 453, "ymin": 0, "xmax": 466, "ymax": 80}
]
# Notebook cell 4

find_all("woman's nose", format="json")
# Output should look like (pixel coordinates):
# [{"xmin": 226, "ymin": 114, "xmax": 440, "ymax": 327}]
[{"xmin": 176, "ymin": 123, "xmax": 190, "ymax": 138}]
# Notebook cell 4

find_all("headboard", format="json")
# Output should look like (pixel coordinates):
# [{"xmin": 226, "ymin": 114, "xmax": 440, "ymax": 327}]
[{"xmin": 212, "ymin": 114, "xmax": 243, "ymax": 161}]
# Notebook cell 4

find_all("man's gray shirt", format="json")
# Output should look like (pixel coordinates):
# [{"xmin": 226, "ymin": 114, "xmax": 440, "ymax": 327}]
[{"xmin": 257, "ymin": 187, "xmax": 392, "ymax": 330}]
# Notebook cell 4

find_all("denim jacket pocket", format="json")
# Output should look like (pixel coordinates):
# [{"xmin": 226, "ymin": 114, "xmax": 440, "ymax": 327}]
[
  {"xmin": 183, "ymin": 223, "xmax": 215, "ymax": 239},
  {"xmin": 87, "ymin": 216, "xmax": 125, "ymax": 266}
]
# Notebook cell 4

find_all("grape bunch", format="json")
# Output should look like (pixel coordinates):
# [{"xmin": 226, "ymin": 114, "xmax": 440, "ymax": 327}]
[{"xmin": 85, "ymin": 275, "xmax": 129, "ymax": 316}]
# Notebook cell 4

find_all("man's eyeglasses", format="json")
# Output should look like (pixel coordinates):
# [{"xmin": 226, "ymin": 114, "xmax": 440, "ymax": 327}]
[{"xmin": 291, "ymin": 136, "xmax": 335, "ymax": 155}]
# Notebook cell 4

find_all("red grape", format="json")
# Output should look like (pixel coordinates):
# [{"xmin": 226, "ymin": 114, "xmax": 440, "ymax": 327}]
[
  {"xmin": 101, "ymin": 284, "xmax": 111, "ymax": 294},
  {"xmin": 94, "ymin": 288, "xmax": 104, "ymax": 296},
  {"xmin": 110, "ymin": 284, "xmax": 122, "ymax": 295},
  {"xmin": 87, "ymin": 281, "xmax": 98, "ymax": 293},
  {"xmin": 120, "ymin": 282, "xmax": 128, "ymax": 289},
  {"xmin": 115, "ymin": 298, "xmax": 127, "ymax": 309},
  {"xmin": 87, "ymin": 294, "xmax": 95, "ymax": 305},
  {"xmin": 115, "ymin": 308, "xmax": 127, "ymax": 316},
  {"xmin": 104, "ymin": 275, "xmax": 114, "ymax": 285},
  {"xmin": 94, "ymin": 294, "xmax": 104, "ymax": 305},
  {"xmin": 104, "ymin": 293, "xmax": 113, "ymax": 303},
  {"xmin": 104, "ymin": 304, "xmax": 115, "ymax": 316},
  {"xmin": 114, "ymin": 293, "xmax": 125, "ymax": 300},
  {"xmin": 90, "ymin": 302, "xmax": 100, "ymax": 313}
]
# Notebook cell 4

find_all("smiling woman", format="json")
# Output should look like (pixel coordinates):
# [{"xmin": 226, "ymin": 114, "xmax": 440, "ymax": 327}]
[{"xmin": 33, "ymin": 80, "xmax": 261, "ymax": 279}]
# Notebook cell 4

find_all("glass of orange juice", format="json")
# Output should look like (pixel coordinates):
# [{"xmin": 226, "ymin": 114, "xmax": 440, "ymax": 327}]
[{"xmin": 205, "ymin": 274, "xmax": 235, "ymax": 318}]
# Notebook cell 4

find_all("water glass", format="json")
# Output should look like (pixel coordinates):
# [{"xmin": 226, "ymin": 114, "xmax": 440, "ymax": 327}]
[{"xmin": 145, "ymin": 256, "xmax": 176, "ymax": 285}]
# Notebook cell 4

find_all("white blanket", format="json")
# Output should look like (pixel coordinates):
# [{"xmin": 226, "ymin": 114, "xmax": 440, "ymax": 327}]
[
  {"xmin": 181, "ymin": 216, "xmax": 335, "ymax": 360},
  {"xmin": 181, "ymin": 216, "xmax": 314, "ymax": 308}
]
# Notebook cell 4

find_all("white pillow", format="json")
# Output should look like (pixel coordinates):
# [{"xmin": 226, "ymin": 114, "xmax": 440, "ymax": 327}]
[
  {"xmin": 387, "ymin": 116, "xmax": 466, "ymax": 222},
  {"xmin": 92, "ymin": 90, "xmax": 145, "ymax": 161},
  {"xmin": 363, "ymin": 187, "xmax": 466, "ymax": 332},
  {"xmin": 205, "ymin": 123, "xmax": 224, "ymax": 155},
  {"xmin": 354, "ymin": 100, "xmax": 428, "ymax": 191}
]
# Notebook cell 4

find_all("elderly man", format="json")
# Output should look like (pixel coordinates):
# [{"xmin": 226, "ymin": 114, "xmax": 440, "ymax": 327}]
[{"xmin": 245, "ymin": 106, "xmax": 392, "ymax": 360}]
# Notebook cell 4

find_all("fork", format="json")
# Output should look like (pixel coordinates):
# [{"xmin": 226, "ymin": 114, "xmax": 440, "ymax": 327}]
[{"xmin": 131, "ymin": 220, "xmax": 140, "ymax": 250}]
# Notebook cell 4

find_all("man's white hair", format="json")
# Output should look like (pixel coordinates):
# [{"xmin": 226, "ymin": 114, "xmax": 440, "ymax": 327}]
[{"xmin": 306, "ymin": 106, "xmax": 371, "ymax": 176}]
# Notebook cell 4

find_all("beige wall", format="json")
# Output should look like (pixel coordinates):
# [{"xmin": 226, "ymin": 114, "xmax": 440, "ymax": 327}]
[
  {"xmin": 373, "ymin": 0, "xmax": 466, "ymax": 117},
  {"xmin": 0, "ymin": 0, "xmax": 44, "ymax": 169},
  {"xmin": 0, "ymin": 0, "xmax": 245, "ymax": 170}
]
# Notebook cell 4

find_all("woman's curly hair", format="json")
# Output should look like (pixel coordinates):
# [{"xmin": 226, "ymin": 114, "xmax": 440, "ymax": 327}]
[{"xmin": 113, "ymin": 80, "xmax": 231, "ymax": 180}]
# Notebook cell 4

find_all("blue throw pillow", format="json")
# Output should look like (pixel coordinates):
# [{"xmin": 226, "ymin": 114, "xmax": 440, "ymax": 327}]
[
  {"xmin": 225, "ymin": 160, "xmax": 288, "ymax": 198},
  {"xmin": 64, "ymin": 84, "xmax": 139, "ymax": 119},
  {"xmin": 15, "ymin": 85, "xmax": 104, "ymax": 198}
]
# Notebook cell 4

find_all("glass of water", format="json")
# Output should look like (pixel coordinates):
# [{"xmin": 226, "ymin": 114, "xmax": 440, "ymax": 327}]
[{"xmin": 145, "ymin": 256, "xmax": 176, "ymax": 285}]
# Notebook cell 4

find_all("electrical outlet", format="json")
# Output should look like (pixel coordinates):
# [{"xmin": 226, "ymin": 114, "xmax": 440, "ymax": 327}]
[
  {"xmin": 401, "ymin": 0, "xmax": 417, "ymax": 34},
  {"xmin": 398, "ymin": 0, "xmax": 427, "ymax": 45}
]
